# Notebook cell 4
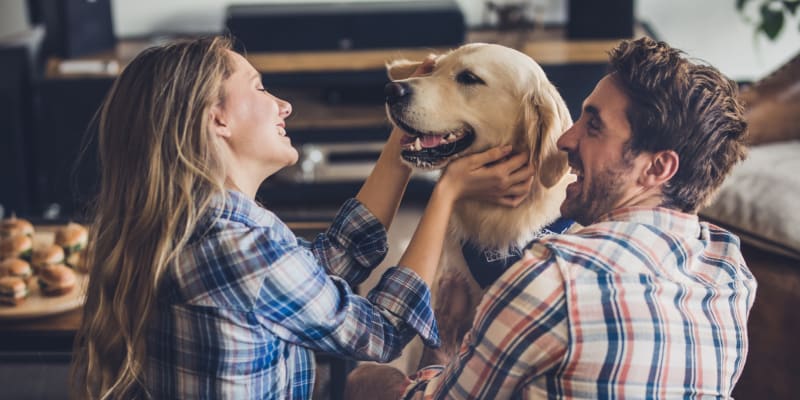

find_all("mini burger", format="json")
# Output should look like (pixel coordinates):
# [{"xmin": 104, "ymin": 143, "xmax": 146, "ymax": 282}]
[
  {"xmin": 0, "ymin": 258, "xmax": 33, "ymax": 280},
  {"xmin": 31, "ymin": 244, "xmax": 65, "ymax": 273},
  {"xmin": 0, "ymin": 276, "xmax": 28, "ymax": 306},
  {"xmin": 0, "ymin": 216, "xmax": 34, "ymax": 239},
  {"xmin": 55, "ymin": 223, "xmax": 88, "ymax": 269},
  {"xmin": 0, "ymin": 234, "xmax": 33, "ymax": 261},
  {"xmin": 38, "ymin": 264, "xmax": 76, "ymax": 296}
]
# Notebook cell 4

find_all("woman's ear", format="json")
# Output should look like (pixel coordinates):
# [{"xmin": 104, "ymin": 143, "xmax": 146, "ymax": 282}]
[
  {"xmin": 385, "ymin": 59, "xmax": 424, "ymax": 81},
  {"xmin": 522, "ymin": 82, "xmax": 571, "ymax": 188},
  {"xmin": 210, "ymin": 104, "xmax": 231, "ymax": 138}
]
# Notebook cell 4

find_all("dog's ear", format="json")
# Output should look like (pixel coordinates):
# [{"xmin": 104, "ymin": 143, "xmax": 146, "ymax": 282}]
[
  {"xmin": 386, "ymin": 59, "xmax": 423, "ymax": 81},
  {"xmin": 523, "ymin": 81, "xmax": 572, "ymax": 188}
]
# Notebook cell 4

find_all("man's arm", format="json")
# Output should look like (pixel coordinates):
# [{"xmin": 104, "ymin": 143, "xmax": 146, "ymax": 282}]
[{"xmin": 405, "ymin": 247, "xmax": 570, "ymax": 399}]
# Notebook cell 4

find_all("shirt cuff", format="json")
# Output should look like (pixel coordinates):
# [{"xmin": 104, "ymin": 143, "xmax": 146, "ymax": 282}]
[
  {"xmin": 367, "ymin": 266, "xmax": 441, "ymax": 348},
  {"xmin": 327, "ymin": 198, "xmax": 389, "ymax": 269},
  {"xmin": 402, "ymin": 365, "xmax": 445, "ymax": 400}
]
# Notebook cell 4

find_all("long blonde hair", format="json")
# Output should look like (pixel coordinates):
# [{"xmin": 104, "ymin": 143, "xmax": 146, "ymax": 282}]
[{"xmin": 71, "ymin": 36, "xmax": 234, "ymax": 399}]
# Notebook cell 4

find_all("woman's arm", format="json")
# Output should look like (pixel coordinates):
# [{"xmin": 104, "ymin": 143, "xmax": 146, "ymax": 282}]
[{"xmin": 251, "ymin": 148, "xmax": 534, "ymax": 361}]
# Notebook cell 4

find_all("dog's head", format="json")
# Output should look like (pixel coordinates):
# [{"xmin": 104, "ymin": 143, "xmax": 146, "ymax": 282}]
[{"xmin": 385, "ymin": 43, "xmax": 571, "ymax": 187}]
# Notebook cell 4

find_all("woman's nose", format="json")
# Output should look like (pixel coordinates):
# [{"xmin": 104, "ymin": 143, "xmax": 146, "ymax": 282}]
[{"xmin": 278, "ymin": 98, "xmax": 292, "ymax": 118}]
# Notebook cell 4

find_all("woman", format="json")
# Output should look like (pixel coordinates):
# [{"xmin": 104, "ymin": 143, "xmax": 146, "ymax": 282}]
[{"xmin": 71, "ymin": 36, "xmax": 533, "ymax": 399}]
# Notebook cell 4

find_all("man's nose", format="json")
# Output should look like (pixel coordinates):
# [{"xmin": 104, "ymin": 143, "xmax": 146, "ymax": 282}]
[{"xmin": 557, "ymin": 125, "xmax": 578, "ymax": 151}]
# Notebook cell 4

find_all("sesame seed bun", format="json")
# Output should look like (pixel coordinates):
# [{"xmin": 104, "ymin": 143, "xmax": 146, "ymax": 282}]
[
  {"xmin": 65, "ymin": 249, "xmax": 88, "ymax": 272},
  {"xmin": 32, "ymin": 245, "xmax": 65, "ymax": 271},
  {"xmin": 0, "ymin": 276, "xmax": 28, "ymax": 306},
  {"xmin": 55, "ymin": 223, "xmax": 88, "ymax": 251},
  {"xmin": 0, "ymin": 217, "xmax": 34, "ymax": 239},
  {"xmin": 0, "ymin": 235, "xmax": 33, "ymax": 260},
  {"xmin": 38, "ymin": 264, "xmax": 77, "ymax": 296},
  {"xmin": 0, "ymin": 258, "xmax": 33, "ymax": 279}
]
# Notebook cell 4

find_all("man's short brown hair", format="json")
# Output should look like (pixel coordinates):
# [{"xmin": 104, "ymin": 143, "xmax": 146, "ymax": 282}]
[{"xmin": 608, "ymin": 37, "xmax": 748, "ymax": 212}]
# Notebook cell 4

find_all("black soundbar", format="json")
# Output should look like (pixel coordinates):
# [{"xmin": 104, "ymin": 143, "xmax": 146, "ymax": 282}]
[{"xmin": 225, "ymin": 0, "xmax": 466, "ymax": 52}]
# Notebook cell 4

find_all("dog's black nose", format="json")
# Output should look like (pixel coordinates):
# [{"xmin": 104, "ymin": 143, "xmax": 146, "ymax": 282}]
[{"xmin": 384, "ymin": 82, "xmax": 411, "ymax": 105}]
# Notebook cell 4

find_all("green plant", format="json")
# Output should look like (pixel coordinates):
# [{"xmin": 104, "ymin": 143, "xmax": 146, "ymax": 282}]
[{"xmin": 737, "ymin": 0, "xmax": 800, "ymax": 40}]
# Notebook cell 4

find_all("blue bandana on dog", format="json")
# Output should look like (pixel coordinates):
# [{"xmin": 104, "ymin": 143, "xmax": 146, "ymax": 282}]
[{"xmin": 461, "ymin": 217, "xmax": 574, "ymax": 289}]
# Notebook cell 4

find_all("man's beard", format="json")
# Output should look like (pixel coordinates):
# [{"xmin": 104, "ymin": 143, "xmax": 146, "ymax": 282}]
[{"xmin": 562, "ymin": 155, "xmax": 633, "ymax": 226}]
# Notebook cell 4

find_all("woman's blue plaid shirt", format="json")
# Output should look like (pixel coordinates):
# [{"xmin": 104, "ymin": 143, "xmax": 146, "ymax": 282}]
[{"xmin": 144, "ymin": 191, "xmax": 439, "ymax": 399}]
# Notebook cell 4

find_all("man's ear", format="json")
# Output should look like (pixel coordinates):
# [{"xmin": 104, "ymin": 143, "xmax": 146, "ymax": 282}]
[
  {"xmin": 385, "ymin": 59, "xmax": 423, "ymax": 81},
  {"xmin": 209, "ymin": 104, "xmax": 231, "ymax": 138},
  {"xmin": 522, "ymin": 81, "xmax": 572, "ymax": 188},
  {"xmin": 640, "ymin": 150, "xmax": 679, "ymax": 187}
]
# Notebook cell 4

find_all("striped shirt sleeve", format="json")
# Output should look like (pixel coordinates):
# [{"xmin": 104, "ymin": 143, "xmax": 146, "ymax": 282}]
[
  {"xmin": 251, "ymin": 229, "xmax": 438, "ymax": 362},
  {"xmin": 299, "ymin": 198, "xmax": 389, "ymax": 286},
  {"xmin": 405, "ymin": 246, "xmax": 569, "ymax": 399}
]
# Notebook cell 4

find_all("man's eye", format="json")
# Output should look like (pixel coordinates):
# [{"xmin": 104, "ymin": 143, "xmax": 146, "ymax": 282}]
[{"xmin": 456, "ymin": 70, "xmax": 485, "ymax": 85}]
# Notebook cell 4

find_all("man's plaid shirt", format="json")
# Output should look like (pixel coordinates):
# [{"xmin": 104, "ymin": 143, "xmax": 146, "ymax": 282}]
[{"xmin": 405, "ymin": 207, "xmax": 756, "ymax": 399}]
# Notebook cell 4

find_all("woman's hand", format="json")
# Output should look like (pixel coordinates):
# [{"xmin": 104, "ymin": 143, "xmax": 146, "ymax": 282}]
[{"xmin": 437, "ymin": 145, "xmax": 535, "ymax": 208}]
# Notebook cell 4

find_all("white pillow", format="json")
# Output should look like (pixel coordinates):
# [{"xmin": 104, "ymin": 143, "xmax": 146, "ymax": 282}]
[{"xmin": 701, "ymin": 140, "xmax": 800, "ymax": 260}]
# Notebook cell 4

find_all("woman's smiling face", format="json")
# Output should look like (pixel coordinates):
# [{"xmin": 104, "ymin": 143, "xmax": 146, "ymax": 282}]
[{"xmin": 217, "ymin": 50, "xmax": 296, "ymax": 178}]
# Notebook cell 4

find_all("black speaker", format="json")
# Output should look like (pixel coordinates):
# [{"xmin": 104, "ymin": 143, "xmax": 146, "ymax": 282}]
[
  {"xmin": 0, "ymin": 45, "xmax": 36, "ymax": 216},
  {"xmin": 567, "ymin": 0, "xmax": 634, "ymax": 39},
  {"xmin": 226, "ymin": 0, "xmax": 466, "ymax": 52},
  {"xmin": 35, "ymin": 77, "xmax": 113, "ymax": 219},
  {"xmin": 30, "ymin": 0, "xmax": 116, "ymax": 58}
]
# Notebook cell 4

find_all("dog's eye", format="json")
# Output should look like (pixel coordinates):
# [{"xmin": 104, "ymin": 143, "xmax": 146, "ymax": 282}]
[{"xmin": 456, "ymin": 70, "xmax": 485, "ymax": 85}]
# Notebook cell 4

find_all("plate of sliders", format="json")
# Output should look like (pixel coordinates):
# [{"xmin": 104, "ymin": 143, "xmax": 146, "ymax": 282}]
[{"xmin": 0, "ymin": 217, "xmax": 90, "ymax": 319}]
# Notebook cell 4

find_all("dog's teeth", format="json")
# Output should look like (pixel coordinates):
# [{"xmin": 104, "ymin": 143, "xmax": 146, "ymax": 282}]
[
  {"xmin": 446, "ymin": 133, "xmax": 457, "ymax": 141},
  {"xmin": 440, "ymin": 137, "xmax": 448, "ymax": 144},
  {"xmin": 414, "ymin": 137, "xmax": 422, "ymax": 151}
]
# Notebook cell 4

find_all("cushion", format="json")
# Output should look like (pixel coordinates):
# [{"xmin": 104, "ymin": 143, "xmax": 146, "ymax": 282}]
[{"xmin": 701, "ymin": 140, "xmax": 800, "ymax": 260}]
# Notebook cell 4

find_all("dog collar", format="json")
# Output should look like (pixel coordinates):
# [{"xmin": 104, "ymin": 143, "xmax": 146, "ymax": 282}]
[{"xmin": 462, "ymin": 217, "xmax": 574, "ymax": 289}]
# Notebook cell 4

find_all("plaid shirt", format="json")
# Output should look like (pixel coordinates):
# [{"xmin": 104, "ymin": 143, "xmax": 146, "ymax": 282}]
[
  {"xmin": 145, "ymin": 190, "xmax": 439, "ymax": 399},
  {"xmin": 405, "ymin": 207, "xmax": 756, "ymax": 399}
]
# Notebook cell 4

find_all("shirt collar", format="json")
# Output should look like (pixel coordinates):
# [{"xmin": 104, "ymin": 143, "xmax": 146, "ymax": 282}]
[
  {"xmin": 596, "ymin": 206, "xmax": 702, "ymax": 239},
  {"xmin": 206, "ymin": 189, "xmax": 274, "ymax": 227}
]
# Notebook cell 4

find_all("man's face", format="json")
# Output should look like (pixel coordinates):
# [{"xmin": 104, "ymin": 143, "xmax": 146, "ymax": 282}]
[{"xmin": 556, "ymin": 74, "xmax": 649, "ymax": 225}]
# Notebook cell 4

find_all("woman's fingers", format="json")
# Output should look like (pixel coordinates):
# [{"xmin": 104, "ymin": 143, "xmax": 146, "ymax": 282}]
[
  {"xmin": 461, "ymin": 145, "xmax": 513, "ymax": 169},
  {"xmin": 489, "ymin": 152, "xmax": 529, "ymax": 175}
]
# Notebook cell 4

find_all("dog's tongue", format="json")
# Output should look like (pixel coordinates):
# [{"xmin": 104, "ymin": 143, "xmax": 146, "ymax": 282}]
[
  {"xmin": 420, "ymin": 135, "xmax": 442, "ymax": 148},
  {"xmin": 401, "ymin": 134, "xmax": 444, "ymax": 148}
]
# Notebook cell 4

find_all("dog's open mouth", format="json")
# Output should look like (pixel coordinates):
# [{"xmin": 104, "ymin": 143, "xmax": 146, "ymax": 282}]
[{"xmin": 395, "ymin": 118, "xmax": 476, "ymax": 169}]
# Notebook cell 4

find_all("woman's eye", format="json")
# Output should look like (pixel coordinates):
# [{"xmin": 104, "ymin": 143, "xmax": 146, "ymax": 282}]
[{"xmin": 456, "ymin": 70, "xmax": 485, "ymax": 85}]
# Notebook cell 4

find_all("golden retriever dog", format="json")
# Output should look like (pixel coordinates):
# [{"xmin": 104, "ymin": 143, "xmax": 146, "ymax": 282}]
[{"xmin": 378, "ymin": 43, "xmax": 575, "ymax": 374}]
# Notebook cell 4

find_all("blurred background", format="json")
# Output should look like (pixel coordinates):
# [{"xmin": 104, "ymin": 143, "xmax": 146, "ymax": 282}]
[{"xmin": 1, "ymin": 1, "xmax": 798, "ymax": 399}]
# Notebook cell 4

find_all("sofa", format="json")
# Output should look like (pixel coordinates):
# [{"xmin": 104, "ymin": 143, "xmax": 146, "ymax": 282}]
[{"xmin": 699, "ymin": 52, "xmax": 800, "ymax": 399}]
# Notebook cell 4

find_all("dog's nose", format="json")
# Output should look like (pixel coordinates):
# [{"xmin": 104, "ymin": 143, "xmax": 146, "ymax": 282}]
[{"xmin": 384, "ymin": 82, "xmax": 411, "ymax": 105}]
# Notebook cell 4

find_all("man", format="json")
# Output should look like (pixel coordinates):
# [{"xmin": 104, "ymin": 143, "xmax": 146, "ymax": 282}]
[{"xmin": 346, "ymin": 36, "xmax": 756, "ymax": 399}]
